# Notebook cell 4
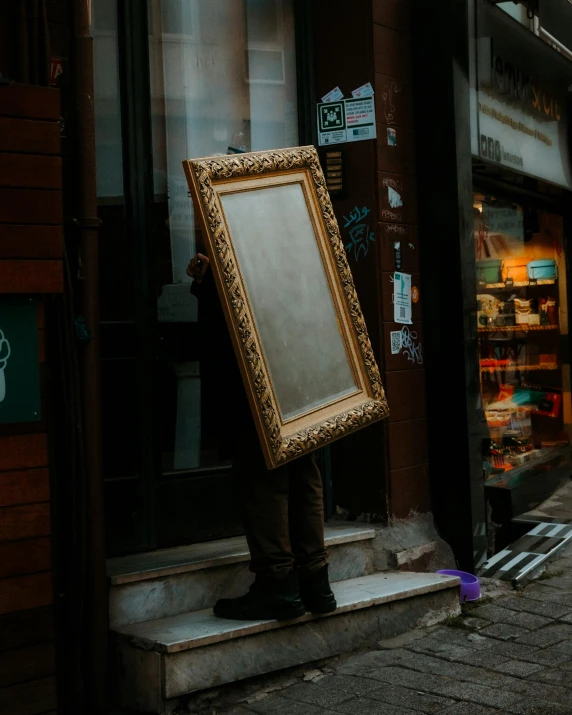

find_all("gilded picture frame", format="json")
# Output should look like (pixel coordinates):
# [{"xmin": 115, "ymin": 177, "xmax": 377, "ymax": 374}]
[{"xmin": 183, "ymin": 146, "xmax": 389, "ymax": 469}]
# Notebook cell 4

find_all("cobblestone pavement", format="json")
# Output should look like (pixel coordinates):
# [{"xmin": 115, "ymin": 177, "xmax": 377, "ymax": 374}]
[{"xmin": 220, "ymin": 544, "xmax": 572, "ymax": 715}]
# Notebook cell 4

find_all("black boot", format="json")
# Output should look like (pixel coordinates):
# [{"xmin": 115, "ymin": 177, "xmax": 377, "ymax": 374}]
[
  {"xmin": 213, "ymin": 569, "xmax": 307, "ymax": 621},
  {"xmin": 298, "ymin": 564, "xmax": 337, "ymax": 614}
]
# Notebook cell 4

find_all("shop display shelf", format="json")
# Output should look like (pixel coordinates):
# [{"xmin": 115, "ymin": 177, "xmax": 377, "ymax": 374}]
[
  {"xmin": 480, "ymin": 363, "xmax": 559, "ymax": 373},
  {"xmin": 478, "ymin": 324, "xmax": 559, "ymax": 333},
  {"xmin": 479, "ymin": 278, "xmax": 557, "ymax": 290},
  {"xmin": 485, "ymin": 444, "xmax": 570, "ymax": 488}
]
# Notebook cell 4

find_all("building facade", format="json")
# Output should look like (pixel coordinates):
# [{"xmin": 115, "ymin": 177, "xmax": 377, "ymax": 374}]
[{"xmin": 1, "ymin": 1, "xmax": 572, "ymax": 713}]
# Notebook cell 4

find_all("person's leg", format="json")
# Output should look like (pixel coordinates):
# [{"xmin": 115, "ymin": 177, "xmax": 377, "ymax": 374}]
[
  {"xmin": 288, "ymin": 453, "xmax": 336, "ymax": 613},
  {"xmin": 238, "ymin": 429, "xmax": 294, "ymax": 576},
  {"xmin": 213, "ymin": 423, "xmax": 305, "ymax": 620},
  {"xmin": 288, "ymin": 452, "xmax": 327, "ymax": 571}
]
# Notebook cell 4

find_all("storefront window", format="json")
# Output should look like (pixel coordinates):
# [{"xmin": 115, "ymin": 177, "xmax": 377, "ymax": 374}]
[
  {"xmin": 148, "ymin": 0, "xmax": 299, "ymax": 471},
  {"xmin": 474, "ymin": 193, "xmax": 572, "ymax": 488},
  {"xmin": 496, "ymin": 1, "xmax": 531, "ymax": 27}
]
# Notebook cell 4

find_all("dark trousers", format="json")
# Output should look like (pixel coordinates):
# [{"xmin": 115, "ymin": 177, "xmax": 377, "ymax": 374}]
[{"xmin": 233, "ymin": 425, "xmax": 328, "ymax": 577}]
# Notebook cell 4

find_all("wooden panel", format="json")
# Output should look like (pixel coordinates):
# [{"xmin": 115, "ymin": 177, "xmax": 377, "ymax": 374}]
[
  {"xmin": 0, "ymin": 643, "xmax": 55, "ymax": 687},
  {"xmin": 0, "ymin": 538, "xmax": 51, "ymax": 579},
  {"xmin": 377, "ymin": 123, "xmax": 417, "ymax": 176},
  {"xmin": 378, "ymin": 172, "xmax": 418, "ymax": 225},
  {"xmin": 372, "ymin": 0, "xmax": 411, "ymax": 31},
  {"xmin": 0, "ymin": 434, "xmax": 48, "ymax": 471},
  {"xmin": 0, "ymin": 188, "xmax": 63, "ymax": 224},
  {"xmin": 0, "ymin": 225, "xmax": 63, "ymax": 259},
  {"xmin": 0, "ymin": 85, "xmax": 60, "ymax": 120},
  {"xmin": 389, "ymin": 464, "xmax": 431, "ymax": 518},
  {"xmin": 374, "ymin": 73, "xmax": 414, "ymax": 129},
  {"xmin": 0, "ymin": 503, "xmax": 51, "ymax": 542},
  {"xmin": 0, "ymin": 155, "xmax": 62, "ymax": 189},
  {"xmin": 0, "ymin": 572, "xmax": 53, "ymax": 615},
  {"xmin": 0, "ymin": 117, "xmax": 61, "ymax": 155},
  {"xmin": 0, "ymin": 676, "xmax": 57, "ymax": 715},
  {"xmin": 0, "ymin": 469, "xmax": 49, "ymax": 507},
  {"xmin": 381, "ymin": 271, "xmax": 422, "ymax": 323},
  {"xmin": 383, "ymin": 320, "xmax": 424, "ymax": 372},
  {"xmin": 384, "ymin": 368, "xmax": 427, "ymax": 423},
  {"xmin": 0, "ymin": 260, "xmax": 63, "ymax": 293},
  {"xmin": 379, "ymin": 222, "xmax": 419, "ymax": 273},
  {"xmin": 0, "ymin": 607, "xmax": 54, "ymax": 651},
  {"xmin": 373, "ymin": 24, "xmax": 412, "ymax": 79},
  {"xmin": 388, "ymin": 418, "xmax": 429, "ymax": 471}
]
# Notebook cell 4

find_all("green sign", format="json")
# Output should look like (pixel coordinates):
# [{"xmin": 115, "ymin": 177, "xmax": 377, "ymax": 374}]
[
  {"xmin": 318, "ymin": 101, "xmax": 345, "ymax": 132},
  {"xmin": 0, "ymin": 297, "xmax": 41, "ymax": 424}
]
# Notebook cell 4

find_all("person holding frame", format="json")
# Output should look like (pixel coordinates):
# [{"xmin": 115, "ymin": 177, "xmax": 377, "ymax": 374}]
[{"xmin": 187, "ymin": 250, "xmax": 337, "ymax": 621}]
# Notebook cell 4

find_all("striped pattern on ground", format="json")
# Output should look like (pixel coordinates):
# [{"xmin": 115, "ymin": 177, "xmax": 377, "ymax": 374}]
[{"xmin": 478, "ymin": 522, "xmax": 572, "ymax": 584}]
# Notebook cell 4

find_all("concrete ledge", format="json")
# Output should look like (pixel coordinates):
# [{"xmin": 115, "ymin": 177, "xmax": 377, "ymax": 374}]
[
  {"xmin": 114, "ymin": 580, "xmax": 460, "ymax": 712},
  {"xmin": 108, "ymin": 524, "xmax": 375, "ymax": 586},
  {"xmin": 108, "ymin": 525, "xmax": 376, "ymax": 628},
  {"xmin": 115, "ymin": 572, "xmax": 460, "ymax": 653}
]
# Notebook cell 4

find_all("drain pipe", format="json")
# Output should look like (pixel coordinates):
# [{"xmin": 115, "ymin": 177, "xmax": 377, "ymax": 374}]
[{"xmin": 71, "ymin": 1, "xmax": 107, "ymax": 713}]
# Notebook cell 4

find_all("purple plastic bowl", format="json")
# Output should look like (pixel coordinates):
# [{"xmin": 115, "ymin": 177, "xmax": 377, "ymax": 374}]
[{"xmin": 436, "ymin": 569, "xmax": 481, "ymax": 602}]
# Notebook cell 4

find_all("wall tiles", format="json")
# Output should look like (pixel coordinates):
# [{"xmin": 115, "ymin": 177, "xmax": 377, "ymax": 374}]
[
  {"xmin": 389, "ymin": 464, "xmax": 431, "ymax": 519},
  {"xmin": 384, "ymin": 368, "xmax": 427, "ymax": 423},
  {"xmin": 388, "ymin": 419, "xmax": 429, "ymax": 471}
]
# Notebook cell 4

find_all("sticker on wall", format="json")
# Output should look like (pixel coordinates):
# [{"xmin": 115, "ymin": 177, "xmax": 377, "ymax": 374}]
[
  {"xmin": 394, "ymin": 272, "xmax": 412, "ymax": 325},
  {"xmin": 393, "ymin": 241, "xmax": 402, "ymax": 270},
  {"xmin": 0, "ymin": 329, "xmax": 10, "ymax": 403},
  {"xmin": 411, "ymin": 285, "xmax": 420, "ymax": 303},
  {"xmin": 390, "ymin": 330, "xmax": 402, "ymax": 355},
  {"xmin": 387, "ymin": 127, "xmax": 397, "ymax": 146},
  {"xmin": 0, "ymin": 297, "xmax": 41, "ymax": 424},
  {"xmin": 388, "ymin": 186, "xmax": 403, "ymax": 209},
  {"xmin": 321, "ymin": 86, "xmax": 344, "ymax": 103},
  {"xmin": 351, "ymin": 81, "xmax": 374, "ymax": 98},
  {"xmin": 317, "ymin": 96, "xmax": 377, "ymax": 146}
]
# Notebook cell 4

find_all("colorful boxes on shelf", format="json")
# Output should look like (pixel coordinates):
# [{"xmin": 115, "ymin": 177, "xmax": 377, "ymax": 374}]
[
  {"xmin": 527, "ymin": 259, "xmax": 557, "ymax": 281},
  {"xmin": 502, "ymin": 259, "xmax": 530, "ymax": 284},
  {"xmin": 477, "ymin": 257, "xmax": 557, "ymax": 285},
  {"xmin": 476, "ymin": 259, "xmax": 502, "ymax": 284}
]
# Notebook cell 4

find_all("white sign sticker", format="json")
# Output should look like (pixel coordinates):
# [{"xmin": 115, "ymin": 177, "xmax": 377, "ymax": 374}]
[
  {"xmin": 321, "ymin": 86, "xmax": 344, "ymax": 103},
  {"xmin": 351, "ymin": 82, "xmax": 374, "ymax": 98},
  {"xmin": 317, "ymin": 96, "xmax": 377, "ymax": 146},
  {"xmin": 345, "ymin": 97, "xmax": 377, "ymax": 143},
  {"xmin": 390, "ymin": 330, "xmax": 402, "ymax": 355},
  {"xmin": 393, "ymin": 272, "xmax": 412, "ymax": 325}
]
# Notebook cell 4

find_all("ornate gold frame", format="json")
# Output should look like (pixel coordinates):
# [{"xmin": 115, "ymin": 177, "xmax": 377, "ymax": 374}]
[{"xmin": 183, "ymin": 146, "xmax": 388, "ymax": 469}]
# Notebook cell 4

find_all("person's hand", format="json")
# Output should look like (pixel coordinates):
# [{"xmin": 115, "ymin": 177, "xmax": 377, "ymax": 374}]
[{"xmin": 186, "ymin": 253, "xmax": 210, "ymax": 284}]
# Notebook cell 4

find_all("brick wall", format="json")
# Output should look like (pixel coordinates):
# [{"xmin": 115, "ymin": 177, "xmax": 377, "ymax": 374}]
[
  {"xmin": 372, "ymin": 0, "xmax": 431, "ymax": 519},
  {"xmin": 0, "ymin": 83, "xmax": 63, "ymax": 715}
]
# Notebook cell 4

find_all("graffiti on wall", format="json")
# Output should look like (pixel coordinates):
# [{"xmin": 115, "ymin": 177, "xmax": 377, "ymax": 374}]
[{"xmin": 343, "ymin": 206, "xmax": 376, "ymax": 261}]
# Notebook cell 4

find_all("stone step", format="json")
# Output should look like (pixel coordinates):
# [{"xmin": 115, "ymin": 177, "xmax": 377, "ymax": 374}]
[
  {"xmin": 113, "ymin": 571, "xmax": 461, "ymax": 714},
  {"xmin": 108, "ymin": 524, "xmax": 376, "ymax": 628}
]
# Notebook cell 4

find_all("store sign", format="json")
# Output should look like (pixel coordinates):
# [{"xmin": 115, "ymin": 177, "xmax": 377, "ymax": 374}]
[
  {"xmin": 473, "ymin": 1, "xmax": 572, "ymax": 189},
  {"xmin": 317, "ymin": 96, "xmax": 377, "ymax": 146},
  {"xmin": 50, "ymin": 58, "xmax": 63, "ymax": 86},
  {"xmin": 0, "ymin": 297, "xmax": 41, "ymax": 425},
  {"xmin": 393, "ymin": 272, "xmax": 412, "ymax": 325}
]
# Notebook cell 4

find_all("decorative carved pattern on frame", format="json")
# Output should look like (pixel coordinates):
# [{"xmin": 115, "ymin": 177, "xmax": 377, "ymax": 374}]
[{"xmin": 187, "ymin": 146, "xmax": 388, "ymax": 466}]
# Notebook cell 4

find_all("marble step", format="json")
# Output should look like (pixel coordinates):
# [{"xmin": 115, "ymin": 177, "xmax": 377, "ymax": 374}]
[
  {"xmin": 113, "ymin": 571, "xmax": 461, "ymax": 714},
  {"xmin": 108, "ymin": 523, "xmax": 375, "ymax": 628}
]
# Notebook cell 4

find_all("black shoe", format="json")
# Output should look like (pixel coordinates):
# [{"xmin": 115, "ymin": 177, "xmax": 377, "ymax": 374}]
[
  {"xmin": 298, "ymin": 564, "xmax": 337, "ymax": 614},
  {"xmin": 213, "ymin": 569, "xmax": 307, "ymax": 621}
]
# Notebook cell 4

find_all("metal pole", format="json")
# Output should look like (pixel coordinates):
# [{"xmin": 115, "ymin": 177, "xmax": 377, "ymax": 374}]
[{"xmin": 71, "ymin": 1, "xmax": 107, "ymax": 713}]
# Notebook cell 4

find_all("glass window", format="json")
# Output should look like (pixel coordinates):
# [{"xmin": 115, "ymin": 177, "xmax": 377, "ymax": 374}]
[
  {"xmin": 474, "ymin": 192, "xmax": 572, "ymax": 488},
  {"xmin": 497, "ymin": 1, "xmax": 531, "ymax": 26},
  {"xmin": 148, "ymin": 0, "xmax": 299, "ymax": 472}
]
